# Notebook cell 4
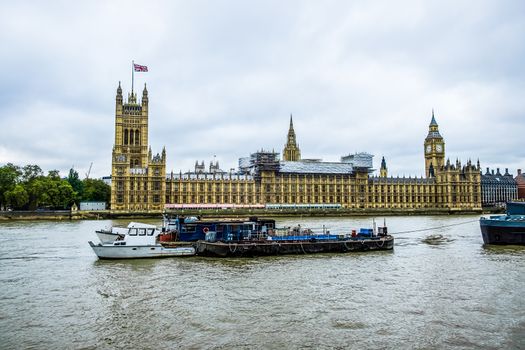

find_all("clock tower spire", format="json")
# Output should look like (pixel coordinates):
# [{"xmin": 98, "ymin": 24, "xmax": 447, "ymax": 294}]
[{"xmin": 424, "ymin": 109, "xmax": 445, "ymax": 177}]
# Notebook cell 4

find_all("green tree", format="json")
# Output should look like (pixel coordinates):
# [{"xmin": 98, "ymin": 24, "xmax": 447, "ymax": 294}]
[
  {"xmin": 33, "ymin": 173, "xmax": 77, "ymax": 210},
  {"xmin": 0, "ymin": 163, "xmax": 21, "ymax": 210},
  {"xmin": 22, "ymin": 164, "xmax": 43, "ymax": 182},
  {"xmin": 67, "ymin": 168, "xmax": 84, "ymax": 204},
  {"xmin": 5, "ymin": 184, "xmax": 29, "ymax": 209},
  {"xmin": 25, "ymin": 177, "xmax": 48, "ymax": 210},
  {"xmin": 83, "ymin": 178, "xmax": 111, "ymax": 204},
  {"xmin": 56, "ymin": 181, "xmax": 76, "ymax": 209}
]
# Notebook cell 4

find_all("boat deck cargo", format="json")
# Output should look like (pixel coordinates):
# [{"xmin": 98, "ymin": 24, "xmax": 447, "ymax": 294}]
[{"xmin": 163, "ymin": 215, "xmax": 394, "ymax": 257}]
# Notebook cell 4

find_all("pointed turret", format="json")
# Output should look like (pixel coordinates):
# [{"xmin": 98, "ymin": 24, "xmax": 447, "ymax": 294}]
[
  {"xmin": 430, "ymin": 108, "xmax": 437, "ymax": 126},
  {"xmin": 380, "ymin": 156, "xmax": 388, "ymax": 177},
  {"xmin": 117, "ymin": 81, "xmax": 122, "ymax": 96},
  {"xmin": 426, "ymin": 109, "xmax": 442, "ymax": 138},
  {"xmin": 282, "ymin": 114, "xmax": 301, "ymax": 161},
  {"xmin": 116, "ymin": 81, "xmax": 123, "ymax": 105},
  {"xmin": 142, "ymin": 83, "xmax": 148, "ymax": 100}
]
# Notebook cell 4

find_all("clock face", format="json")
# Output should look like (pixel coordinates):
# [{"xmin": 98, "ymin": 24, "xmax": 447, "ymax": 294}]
[
  {"xmin": 426, "ymin": 145, "xmax": 432, "ymax": 153},
  {"xmin": 436, "ymin": 144, "xmax": 443, "ymax": 152}
]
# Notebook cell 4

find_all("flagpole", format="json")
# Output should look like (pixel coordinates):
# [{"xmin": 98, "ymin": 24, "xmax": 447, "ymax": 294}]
[{"xmin": 131, "ymin": 60, "xmax": 134, "ymax": 95}]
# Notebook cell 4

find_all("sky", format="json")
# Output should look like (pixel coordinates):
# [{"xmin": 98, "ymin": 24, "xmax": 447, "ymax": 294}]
[{"xmin": 1, "ymin": 0, "xmax": 524, "ymax": 179}]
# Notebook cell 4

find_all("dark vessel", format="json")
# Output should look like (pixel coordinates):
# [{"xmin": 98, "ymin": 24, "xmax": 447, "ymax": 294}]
[
  {"xmin": 195, "ymin": 235, "xmax": 394, "ymax": 257},
  {"xmin": 163, "ymin": 216, "xmax": 276, "ymax": 242},
  {"xmin": 165, "ymin": 216, "xmax": 393, "ymax": 257},
  {"xmin": 480, "ymin": 202, "xmax": 525, "ymax": 245}
]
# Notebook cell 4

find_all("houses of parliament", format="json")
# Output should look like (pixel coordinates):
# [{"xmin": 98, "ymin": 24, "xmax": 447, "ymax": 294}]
[{"xmin": 110, "ymin": 84, "xmax": 482, "ymax": 212}]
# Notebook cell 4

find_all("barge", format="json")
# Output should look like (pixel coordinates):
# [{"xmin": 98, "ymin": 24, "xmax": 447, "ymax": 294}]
[
  {"xmin": 480, "ymin": 202, "xmax": 525, "ymax": 245},
  {"xmin": 195, "ymin": 236, "xmax": 394, "ymax": 257},
  {"xmin": 166, "ymin": 216, "xmax": 394, "ymax": 257}
]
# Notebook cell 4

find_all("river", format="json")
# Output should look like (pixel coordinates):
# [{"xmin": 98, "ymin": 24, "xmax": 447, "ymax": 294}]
[{"xmin": 0, "ymin": 216, "xmax": 524, "ymax": 349}]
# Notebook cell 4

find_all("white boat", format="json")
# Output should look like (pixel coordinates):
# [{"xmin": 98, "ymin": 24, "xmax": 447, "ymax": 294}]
[
  {"xmin": 95, "ymin": 222, "xmax": 157, "ymax": 244},
  {"xmin": 89, "ymin": 225, "xmax": 195, "ymax": 259}
]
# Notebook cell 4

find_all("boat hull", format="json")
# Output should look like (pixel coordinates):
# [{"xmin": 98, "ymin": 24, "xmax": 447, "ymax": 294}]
[
  {"xmin": 95, "ymin": 230, "xmax": 120, "ymax": 244},
  {"xmin": 88, "ymin": 241, "xmax": 196, "ymax": 259},
  {"xmin": 480, "ymin": 218, "xmax": 525, "ymax": 245},
  {"xmin": 195, "ymin": 236, "xmax": 394, "ymax": 257}
]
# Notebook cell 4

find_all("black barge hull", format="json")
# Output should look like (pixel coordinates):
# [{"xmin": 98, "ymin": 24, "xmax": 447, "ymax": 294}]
[
  {"xmin": 195, "ymin": 236, "xmax": 394, "ymax": 257},
  {"xmin": 480, "ymin": 223, "xmax": 525, "ymax": 245}
]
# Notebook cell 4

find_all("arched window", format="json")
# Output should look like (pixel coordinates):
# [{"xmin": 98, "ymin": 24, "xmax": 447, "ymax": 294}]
[
  {"xmin": 135, "ymin": 130, "xmax": 140, "ymax": 145},
  {"xmin": 130, "ymin": 129, "xmax": 134, "ymax": 145},
  {"xmin": 124, "ymin": 129, "xmax": 128, "ymax": 145}
]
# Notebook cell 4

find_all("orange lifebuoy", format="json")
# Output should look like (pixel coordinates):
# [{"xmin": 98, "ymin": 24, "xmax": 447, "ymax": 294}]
[{"xmin": 203, "ymin": 227, "xmax": 209, "ymax": 233}]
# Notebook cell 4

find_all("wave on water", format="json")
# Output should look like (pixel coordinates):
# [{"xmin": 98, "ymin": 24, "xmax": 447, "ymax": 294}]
[{"xmin": 421, "ymin": 234, "xmax": 455, "ymax": 246}]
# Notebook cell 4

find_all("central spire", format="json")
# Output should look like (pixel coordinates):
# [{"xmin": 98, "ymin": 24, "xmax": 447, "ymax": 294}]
[{"xmin": 283, "ymin": 114, "xmax": 301, "ymax": 161}]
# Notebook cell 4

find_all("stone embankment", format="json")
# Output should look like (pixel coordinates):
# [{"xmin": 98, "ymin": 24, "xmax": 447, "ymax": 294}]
[{"xmin": 0, "ymin": 207, "xmax": 498, "ymax": 221}]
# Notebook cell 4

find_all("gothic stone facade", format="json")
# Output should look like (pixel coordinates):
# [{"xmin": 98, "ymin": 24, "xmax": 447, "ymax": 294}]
[
  {"xmin": 110, "ymin": 83, "xmax": 166, "ymax": 211},
  {"xmin": 110, "ymin": 85, "xmax": 482, "ymax": 212}
]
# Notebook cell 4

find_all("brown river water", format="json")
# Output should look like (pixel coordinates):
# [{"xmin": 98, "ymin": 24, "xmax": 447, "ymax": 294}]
[{"xmin": 0, "ymin": 216, "xmax": 524, "ymax": 349}]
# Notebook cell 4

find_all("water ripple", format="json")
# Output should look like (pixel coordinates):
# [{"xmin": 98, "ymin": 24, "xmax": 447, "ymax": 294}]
[{"xmin": 0, "ymin": 217, "xmax": 523, "ymax": 349}]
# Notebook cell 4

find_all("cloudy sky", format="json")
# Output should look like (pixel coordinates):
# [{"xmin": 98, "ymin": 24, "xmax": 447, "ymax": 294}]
[{"xmin": 1, "ymin": 0, "xmax": 524, "ymax": 179}]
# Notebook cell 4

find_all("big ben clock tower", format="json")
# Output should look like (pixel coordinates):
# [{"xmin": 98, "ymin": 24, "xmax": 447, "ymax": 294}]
[{"xmin": 424, "ymin": 110, "xmax": 445, "ymax": 177}]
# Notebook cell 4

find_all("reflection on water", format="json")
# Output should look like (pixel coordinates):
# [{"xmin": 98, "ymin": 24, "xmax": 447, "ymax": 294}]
[{"xmin": 0, "ymin": 216, "xmax": 524, "ymax": 349}]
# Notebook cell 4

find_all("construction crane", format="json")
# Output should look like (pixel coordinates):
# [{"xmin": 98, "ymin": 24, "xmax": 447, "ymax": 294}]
[{"xmin": 85, "ymin": 162, "xmax": 93, "ymax": 179}]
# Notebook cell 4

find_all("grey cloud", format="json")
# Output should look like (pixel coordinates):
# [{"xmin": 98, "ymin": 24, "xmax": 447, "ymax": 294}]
[{"xmin": 0, "ymin": 0, "xmax": 524, "ymax": 179}]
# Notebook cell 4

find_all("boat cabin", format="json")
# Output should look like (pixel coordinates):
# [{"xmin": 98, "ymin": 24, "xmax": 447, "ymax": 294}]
[
  {"xmin": 165, "ymin": 216, "xmax": 276, "ymax": 242},
  {"xmin": 113, "ymin": 226, "xmax": 161, "ymax": 246}
]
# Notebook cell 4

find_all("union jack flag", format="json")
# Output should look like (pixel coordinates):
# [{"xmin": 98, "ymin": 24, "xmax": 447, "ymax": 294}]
[{"xmin": 133, "ymin": 63, "xmax": 148, "ymax": 72}]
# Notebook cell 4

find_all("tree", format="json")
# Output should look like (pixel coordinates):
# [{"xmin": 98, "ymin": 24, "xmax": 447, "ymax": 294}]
[
  {"xmin": 56, "ymin": 181, "xmax": 76, "ymax": 209},
  {"xmin": 67, "ymin": 168, "xmax": 84, "ymax": 204},
  {"xmin": 1, "ymin": 165, "xmax": 78, "ymax": 210},
  {"xmin": 25, "ymin": 177, "xmax": 48, "ymax": 210},
  {"xmin": 5, "ymin": 184, "xmax": 28, "ymax": 210},
  {"xmin": 32, "ymin": 173, "xmax": 77, "ymax": 210},
  {"xmin": 83, "ymin": 179, "xmax": 111, "ymax": 203},
  {"xmin": 21, "ymin": 164, "xmax": 43, "ymax": 182},
  {"xmin": 0, "ymin": 163, "xmax": 21, "ymax": 210}
]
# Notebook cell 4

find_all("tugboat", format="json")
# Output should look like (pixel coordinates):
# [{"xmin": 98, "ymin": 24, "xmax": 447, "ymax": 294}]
[
  {"xmin": 95, "ymin": 222, "xmax": 158, "ymax": 244},
  {"xmin": 89, "ymin": 224, "xmax": 195, "ymax": 259},
  {"xmin": 480, "ymin": 202, "xmax": 525, "ymax": 245}
]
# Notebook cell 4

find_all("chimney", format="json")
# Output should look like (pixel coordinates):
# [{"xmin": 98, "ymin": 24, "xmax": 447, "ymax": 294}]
[{"xmin": 518, "ymin": 169, "xmax": 522, "ymax": 176}]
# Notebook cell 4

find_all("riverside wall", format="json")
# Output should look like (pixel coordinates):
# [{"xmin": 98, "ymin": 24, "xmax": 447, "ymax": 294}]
[{"xmin": 0, "ymin": 207, "xmax": 497, "ymax": 221}]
